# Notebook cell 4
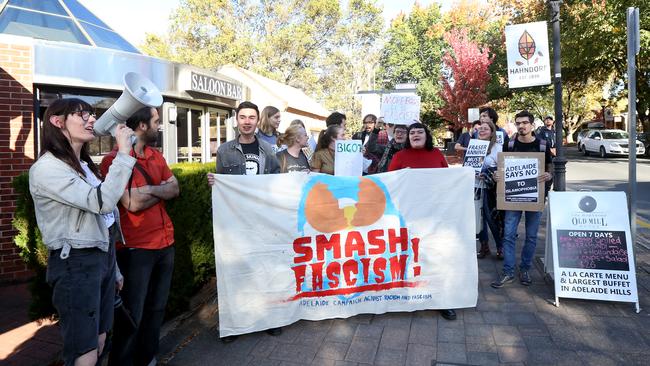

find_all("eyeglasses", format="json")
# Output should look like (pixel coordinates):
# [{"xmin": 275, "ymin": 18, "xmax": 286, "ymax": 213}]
[
  {"xmin": 514, "ymin": 121, "xmax": 531, "ymax": 126},
  {"xmin": 362, "ymin": 121, "xmax": 375, "ymax": 124},
  {"xmin": 72, "ymin": 110, "xmax": 96, "ymax": 122},
  {"xmin": 394, "ymin": 130, "xmax": 407, "ymax": 134}
]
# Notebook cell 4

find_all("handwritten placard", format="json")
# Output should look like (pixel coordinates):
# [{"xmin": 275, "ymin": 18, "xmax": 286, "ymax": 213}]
[
  {"xmin": 557, "ymin": 230, "xmax": 629, "ymax": 271},
  {"xmin": 334, "ymin": 140, "xmax": 363, "ymax": 176},
  {"xmin": 380, "ymin": 94, "xmax": 421, "ymax": 125}
]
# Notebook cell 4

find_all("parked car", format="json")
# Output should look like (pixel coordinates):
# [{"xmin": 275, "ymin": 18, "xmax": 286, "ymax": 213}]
[
  {"xmin": 580, "ymin": 129, "xmax": 645, "ymax": 158},
  {"xmin": 638, "ymin": 132, "xmax": 650, "ymax": 157},
  {"xmin": 575, "ymin": 129, "xmax": 589, "ymax": 151}
]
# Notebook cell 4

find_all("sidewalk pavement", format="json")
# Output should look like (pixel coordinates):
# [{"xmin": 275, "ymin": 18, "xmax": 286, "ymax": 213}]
[
  {"xmin": 0, "ymin": 283, "xmax": 62, "ymax": 366},
  {"xmin": 157, "ymin": 213, "xmax": 650, "ymax": 366},
  {"xmin": 2, "ymin": 213, "xmax": 649, "ymax": 366}
]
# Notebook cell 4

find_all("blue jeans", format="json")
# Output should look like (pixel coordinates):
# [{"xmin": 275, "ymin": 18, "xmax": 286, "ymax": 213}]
[
  {"xmin": 502, "ymin": 210, "xmax": 542, "ymax": 276},
  {"xmin": 478, "ymin": 188, "xmax": 503, "ymax": 250}
]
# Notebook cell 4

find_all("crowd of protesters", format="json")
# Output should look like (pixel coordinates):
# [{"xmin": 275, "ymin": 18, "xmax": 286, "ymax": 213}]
[{"xmin": 30, "ymin": 96, "xmax": 555, "ymax": 364}]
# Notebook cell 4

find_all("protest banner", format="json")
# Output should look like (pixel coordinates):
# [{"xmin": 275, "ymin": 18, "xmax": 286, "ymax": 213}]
[
  {"xmin": 212, "ymin": 168, "xmax": 478, "ymax": 336},
  {"xmin": 546, "ymin": 192, "xmax": 639, "ymax": 312},
  {"xmin": 497, "ymin": 152, "xmax": 545, "ymax": 211},
  {"xmin": 505, "ymin": 21, "xmax": 551, "ymax": 88},
  {"xmin": 334, "ymin": 139, "xmax": 363, "ymax": 176},
  {"xmin": 462, "ymin": 139, "xmax": 490, "ymax": 174},
  {"xmin": 380, "ymin": 93, "xmax": 421, "ymax": 125}
]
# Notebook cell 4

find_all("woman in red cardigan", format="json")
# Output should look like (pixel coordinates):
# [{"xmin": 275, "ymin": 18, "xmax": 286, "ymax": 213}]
[
  {"xmin": 388, "ymin": 122, "xmax": 448, "ymax": 171},
  {"xmin": 386, "ymin": 122, "xmax": 456, "ymax": 321}
]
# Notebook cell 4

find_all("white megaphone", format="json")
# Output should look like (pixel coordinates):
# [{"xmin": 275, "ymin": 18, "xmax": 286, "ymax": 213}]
[{"xmin": 94, "ymin": 72, "xmax": 163, "ymax": 144}]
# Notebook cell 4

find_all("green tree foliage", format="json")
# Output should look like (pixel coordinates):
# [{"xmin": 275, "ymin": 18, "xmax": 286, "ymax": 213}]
[
  {"xmin": 491, "ymin": 0, "xmax": 650, "ymax": 132},
  {"xmin": 142, "ymin": 0, "xmax": 383, "ymax": 132},
  {"xmin": 378, "ymin": 3, "xmax": 446, "ymax": 127}
]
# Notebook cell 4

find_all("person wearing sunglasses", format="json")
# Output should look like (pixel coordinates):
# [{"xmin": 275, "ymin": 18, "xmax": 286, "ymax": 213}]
[{"xmin": 29, "ymin": 98, "xmax": 135, "ymax": 366}]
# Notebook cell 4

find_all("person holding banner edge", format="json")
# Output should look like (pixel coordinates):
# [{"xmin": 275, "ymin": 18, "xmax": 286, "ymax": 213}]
[
  {"xmin": 311, "ymin": 124, "xmax": 345, "ymax": 175},
  {"xmin": 387, "ymin": 123, "xmax": 456, "ymax": 320},
  {"xmin": 491, "ymin": 110, "xmax": 553, "ymax": 288},
  {"xmin": 207, "ymin": 101, "xmax": 282, "ymax": 342}
]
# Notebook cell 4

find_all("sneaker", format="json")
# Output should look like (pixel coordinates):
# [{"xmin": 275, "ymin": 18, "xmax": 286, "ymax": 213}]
[
  {"xmin": 440, "ymin": 309, "xmax": 457, "ymax": 320},
  {"xmin": 520, "ymin": 271, "xmax": 532, "ymax": 286},
  {"xmin": 265, "ymin": 327, "xmax": 283, "ymax": 336},
  {"xmin": 491, "ymin": 274, "xmax": 515, "ymax": 288},
  {"xmin": 221, "ymin": 335, "xmax": 238, "ymax": 343}
]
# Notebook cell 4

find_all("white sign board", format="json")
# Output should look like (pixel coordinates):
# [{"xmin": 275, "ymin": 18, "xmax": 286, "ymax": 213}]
[
  {"xmin": 505, "ymin": 21, "xmax": 552, "ymax": 88},
  {"xmin": 380, "ymin": 93, "xmax": 421, "ymax": 125},
  {"xmin": 211, "ymin": 169, "xmax": 478, "ymax": 336},
  {"xmin": 462, "ymin": 139, "xmax": 490, "ymax": 174},
  {"xmin": 468, "ymin": 108, "xmax": 480, "ymax": 123},
  {"xmin": 334, "ymin": 140, "xmax": 363, "ymax": 176},
  {"xmin": 548, "ymin": 191, "xmax": 639, "ymax": 312}
]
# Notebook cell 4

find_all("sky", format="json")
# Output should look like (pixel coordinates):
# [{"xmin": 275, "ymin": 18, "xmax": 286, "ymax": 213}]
[{"xmin": 79, "ymin": 0, "xmax": 451, "ymax": 47}]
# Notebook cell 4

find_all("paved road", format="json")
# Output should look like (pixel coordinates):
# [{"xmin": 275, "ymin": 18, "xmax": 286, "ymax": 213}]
[{"xmin": 562, "ymin": 147, "xmax": 650, "ymax": 223}]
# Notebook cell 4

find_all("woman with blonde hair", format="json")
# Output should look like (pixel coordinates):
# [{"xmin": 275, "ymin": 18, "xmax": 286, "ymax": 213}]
[
  {"xmin": 476, "ymin": 119, "xmax": 504, "ymax": 259},
  {"xmin": 256, "ymin": 106, "xmax": 281, "ymax": 148},
  {"xmin": 276, "ymin": 125, "xmax": 310, "ymax": 172}
]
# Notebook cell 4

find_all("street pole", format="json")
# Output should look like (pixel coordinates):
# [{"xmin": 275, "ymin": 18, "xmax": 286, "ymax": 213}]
[
  {"xmin": 627, "ymin": 7, "xmax": 639, "ymax": 262},
  {"xmin": 549, "ymin": 1, "xmax": 566, "ymax": 191}
]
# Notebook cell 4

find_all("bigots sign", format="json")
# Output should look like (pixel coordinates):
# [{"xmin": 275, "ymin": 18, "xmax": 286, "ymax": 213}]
[{"xmin": 212, "ymin": 169, "xmax": 478, "ymax": 336}]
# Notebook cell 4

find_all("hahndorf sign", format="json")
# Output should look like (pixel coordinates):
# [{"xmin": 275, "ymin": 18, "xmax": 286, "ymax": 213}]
[{"xmin": 505, "ymin": 21, "xmax": 552, "ymax": 88}]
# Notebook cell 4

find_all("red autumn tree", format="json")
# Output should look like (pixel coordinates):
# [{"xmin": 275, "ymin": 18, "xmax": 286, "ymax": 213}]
[{"xmin": 438, "ymin": 28, "xmax": 493, "ymax": 134}]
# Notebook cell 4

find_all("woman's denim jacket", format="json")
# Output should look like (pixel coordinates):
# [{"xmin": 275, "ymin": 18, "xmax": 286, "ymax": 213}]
[{"xmin": 29, "ymin": 151, "xmax": 136, "ymax": 258}]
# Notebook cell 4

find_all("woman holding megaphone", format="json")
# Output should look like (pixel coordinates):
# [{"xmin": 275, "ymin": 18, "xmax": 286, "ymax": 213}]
[{"xmin": 29, "ymin": 98, "xmax": 135, "ymax": 366}]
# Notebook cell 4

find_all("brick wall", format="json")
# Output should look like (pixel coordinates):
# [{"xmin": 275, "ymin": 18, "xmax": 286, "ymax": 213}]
[{"xmin": 0, "ymin": 39, "xmax": 35, "ymax": 283}]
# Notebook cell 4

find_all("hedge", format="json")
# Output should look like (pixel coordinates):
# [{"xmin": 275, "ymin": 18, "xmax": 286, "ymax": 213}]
[{"xmin": 12, "ymin": 162, "xmax": 217, "ymax": 320}]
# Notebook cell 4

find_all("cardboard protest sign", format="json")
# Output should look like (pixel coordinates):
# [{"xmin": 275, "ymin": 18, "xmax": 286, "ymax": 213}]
[
  {"xmin": 497, "ymin": 152, "xmax": 545, "ymax": 211},
  {"xmin": 547, "ymin": 192, "xmax": 639, "ymax": 312},
  {"xmin": 334, "ymin": 140, "xmax": 363, "ymax": 176},
  {"xmin": 212, "ymin": 168, "xmax": 478, "ymax": 336},
  {"xmin": 505, "ymin": 21, "xmax": 552, "ymax": 88},
  {"xmin": 495, "ymin": 130, "xmax": 505, "ymax": 146},
  {"xmin": 380, "ymin": 93, "xmax": 421, "ymax": 125},
  {"xmin": 462, "ymin": 139, "xmax": 490, "ymax": 174}
]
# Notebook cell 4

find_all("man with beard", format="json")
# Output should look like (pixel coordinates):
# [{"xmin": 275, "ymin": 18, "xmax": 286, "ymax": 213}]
[
  {"xmin": 101, "ymin": 107, "xmax": 179, "ymax": 366},
  {"xmin": 491, "ymin": 110, "xmax": 552, "ymax": 289},
  {"xmin": 365, "ymin": 120, "xmax": 407, "ymax": 173}
]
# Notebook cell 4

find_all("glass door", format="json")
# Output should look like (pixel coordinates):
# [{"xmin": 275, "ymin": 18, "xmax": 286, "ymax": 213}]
[
  {"xmin": 207, "ymin": 108, "xmax": 231, "ymax": 162},
  {"xmin": 176, "ymin": 106, "xmax": 204, "ymax": 163}
]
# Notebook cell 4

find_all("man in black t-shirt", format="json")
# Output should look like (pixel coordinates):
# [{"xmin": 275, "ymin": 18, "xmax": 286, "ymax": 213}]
[
  {"xmin": 491, "ymin": 110, "xmax": 553, "ymax": 289},
  {"xmin": 206, "ymin": 101, "xmax": 280, "ymax": 342}
]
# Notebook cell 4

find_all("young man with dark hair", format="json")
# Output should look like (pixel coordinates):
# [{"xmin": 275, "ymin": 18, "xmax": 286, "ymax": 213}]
[
  {"xmin": 326, "ymin": 111, "xmax": 347, "ymax": 130},
  {"xmin": 491, "ymin": 110, "xmax": 553, "ymax": 289},
  {"xmin": 206, "ymin": 101, "xmax": 281, "ymax": 342},
  {"xmin": 101, "ymin": 107, "xmax": 179, "ymax": 366}
]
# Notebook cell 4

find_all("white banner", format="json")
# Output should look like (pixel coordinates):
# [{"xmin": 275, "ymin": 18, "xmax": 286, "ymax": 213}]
[
  {"xmin": 505, "ymin": 21, "xmax": 552, "ymax": 88},
  {"xmin": 463, "ymin": 139, "xmax": 490, "ymax": 174},
  {"xmin": 335, "ymin": 140, "xmax": 363, "ymax": 176},
  {"xmin": 548, "ymin": 192, "xmax": 639, "ymax": 311},
  {"xmin": 380, "ymin": 93, "xmax": 421, "ymax": 125},
  {"xmin": 212, "ymin": 168, "xmax": 478, "ymax": 336}
]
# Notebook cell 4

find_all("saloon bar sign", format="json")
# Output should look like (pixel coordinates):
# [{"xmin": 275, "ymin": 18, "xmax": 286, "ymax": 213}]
[{"xmin": 189, "ymin": 72, "xmax": 243, "ymax": 100}]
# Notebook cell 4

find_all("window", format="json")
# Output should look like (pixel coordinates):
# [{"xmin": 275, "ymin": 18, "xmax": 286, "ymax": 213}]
[
  {"xmin": 0, "ymin": 7, "xmax": 90, "ymax": 44},
  {"xmin": 8, "ymin": 0, "xmax": 67, "ymax": 15}
]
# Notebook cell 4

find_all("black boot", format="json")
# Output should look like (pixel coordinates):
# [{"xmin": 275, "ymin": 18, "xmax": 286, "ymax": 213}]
[{"xmin": 477, "ymin": 241, "xmax": 490, "ymax": 259}]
